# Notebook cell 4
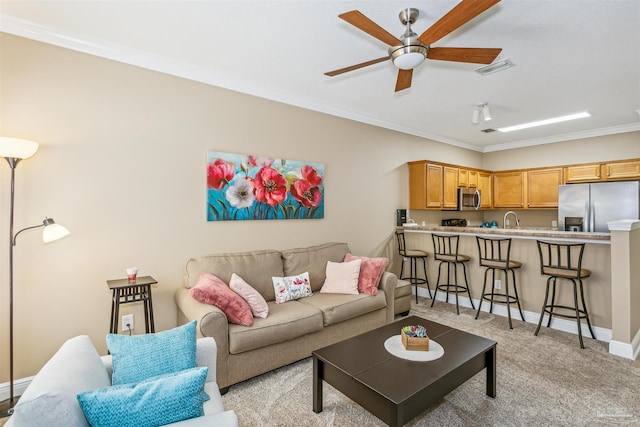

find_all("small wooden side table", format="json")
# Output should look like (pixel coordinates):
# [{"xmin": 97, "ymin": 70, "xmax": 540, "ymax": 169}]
[{"xmin": 107, "ymin": 275, "xmax": 158, "ymax": 334}]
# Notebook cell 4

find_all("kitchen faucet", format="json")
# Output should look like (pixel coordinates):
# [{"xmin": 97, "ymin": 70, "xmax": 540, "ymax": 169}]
[{"xmin": 503, "ymin": 211, "xmax": 520, "ymax": 228}]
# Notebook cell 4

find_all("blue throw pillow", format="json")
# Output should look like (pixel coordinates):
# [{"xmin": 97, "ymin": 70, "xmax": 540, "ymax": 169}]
[
  {"xmin": 106, "ymin": 320, "xmax": 197, "ymax": 385},
  {"xmin": 77, "ymin": 367, "xmax": 208, "ymax": 427}
]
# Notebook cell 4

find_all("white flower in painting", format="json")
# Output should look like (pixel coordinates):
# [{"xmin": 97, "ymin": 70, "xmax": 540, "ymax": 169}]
[{"xmin": 225, "ymin": 179, "xmax": 255, "ymax": 208}]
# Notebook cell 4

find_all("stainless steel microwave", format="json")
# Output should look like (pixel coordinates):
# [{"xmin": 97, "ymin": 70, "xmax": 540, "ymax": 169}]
[{"xmin": 458, "ymin": 188, "xmax": 481, "ymax": 211}]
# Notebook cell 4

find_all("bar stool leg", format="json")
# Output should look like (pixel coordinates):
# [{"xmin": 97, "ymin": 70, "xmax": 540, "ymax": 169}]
[
  {"xmin": 431, "ymin": 261, "xmax": 444, "ymax": 307},
  {"xmin": 571, "ymin": 279, "xmax": 585, "ymax": 349},
  {"xmin": 578, "ymin": 279, "xmax": 595, "ymax": 339},
  {"xmin": 504, "ymin": 269, "xmax": 513, "ymax": 329},
  {"xmin": 420, "ymin": 257, "xmax": 432, "ymax": 299},
  {"xmin": 535, "ymin": 276, "xmax": 553, "ymax": 336},
  {"xmin": 511, "ymin": 269, "xmax": 526, "ymax": 321},
  {"xmin": 453, "ymin": 262, "xmax": 460, "ymax": 314},
  {"xmin": 547, "ymin": 278, "xmax": 558, "ymax": 327},
  {"xmin": 461, "ymin": 263, "xmax": 474, "ymax": 310},
  {"xmin": 475, "ymin": 268, "xmax": 490, "ymax": 320}
]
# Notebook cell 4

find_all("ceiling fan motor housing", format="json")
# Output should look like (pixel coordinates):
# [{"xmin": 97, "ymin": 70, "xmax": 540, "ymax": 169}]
[{"xmin": 389, "ymin": 8, "xmax": 428, "ymax": 70}]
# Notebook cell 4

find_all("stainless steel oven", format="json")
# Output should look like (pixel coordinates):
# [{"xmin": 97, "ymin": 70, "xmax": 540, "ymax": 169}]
[{"xmin": 458, "ymin": 188, "xmax": 481, "ymax": 211}]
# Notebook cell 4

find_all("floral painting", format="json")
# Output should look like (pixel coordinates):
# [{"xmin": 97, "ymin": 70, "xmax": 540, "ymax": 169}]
[{"xmin": 207, "ymin": 151, "xmax": 324, "ymax": 221}]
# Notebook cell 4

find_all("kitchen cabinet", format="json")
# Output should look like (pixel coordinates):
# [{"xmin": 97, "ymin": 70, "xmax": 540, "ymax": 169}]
[
  {"xmin": 603, "ymin": 161, "xmax": 640, "ymax": 180},
  {"xmin": 408, "ymin": 161, "xmax": 457, "ymax": 210},
  {"xmin": 493, "ymin": 171, "xmax": 525, "ymax": 208},
  {"xmin": 443, "ymin": 166, "xmax": 458, "ymax": 209},
  {"xmin": 408, "ymin": 161, "xmax": 443, "ymax": 209},
  {"xmin": 565, "ymin": 164, "xmax": 602, "ymax": 183},
  {"xmin": 458, "ymin": 168, "xmax": 478, "ymax": 188},
  {"xmin": 477, "ymin": 171, "xmax": 492, "ymax": 209},
  {"xmin": 527, "ymin": 168, "xmax": 563, "ymax": 208}
]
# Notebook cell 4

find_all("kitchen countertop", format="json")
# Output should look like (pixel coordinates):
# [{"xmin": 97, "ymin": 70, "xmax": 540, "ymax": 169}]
[{"xmin": 400, "ymin": 225, "xmax": 611, "ymax": 244}]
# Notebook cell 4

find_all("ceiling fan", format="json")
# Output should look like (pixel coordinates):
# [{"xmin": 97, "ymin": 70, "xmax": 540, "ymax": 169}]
[{"xmin": 325, "ymin": 0, "xmax": 503, "ymax": 92}]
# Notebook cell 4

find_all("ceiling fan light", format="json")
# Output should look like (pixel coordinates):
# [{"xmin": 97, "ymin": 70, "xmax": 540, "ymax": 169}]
[
  {"xmin": 472, "ymin": 108, "xmax": 480, "ymax": 125},
  {"xmin": 482, "ymin": 104, "xmax": 492, "ymax": 121},
  {"xmin": 390, "ymin": 45, "xmax": 427, "ymax": 70}
]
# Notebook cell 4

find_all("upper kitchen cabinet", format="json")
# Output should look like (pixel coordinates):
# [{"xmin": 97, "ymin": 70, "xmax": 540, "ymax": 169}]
[
  {"xmin": 408, "ymin": 161, "xmax": 457, "ymax": 210},
  {"xmin": 527, "ymin": 167, "xmax": 564, "ymax": 208},
  {"xmin": 565, "ymin": 163, "xmax": 602, "ymax": 183},
  {"xmin": 493, "ymin": 171, "xmax": 525, "ymax": 208},
  {"xmin": 603, "ymin": 161, "xmax": 640, "ymax": 180},
  {"xmin": 409, "ymin": 161, "xmax": 443, "ymax": 209},
  {"xmin": 565, "ymin": 159, "xmax": 640, "ymax": 183},
  {"xmin": 477, "ymin": 171, "xmax": 493, "ymax": 209},
  {"xmin": 457, "ymin": 168, "xmax": 478, "ymax": 188}
]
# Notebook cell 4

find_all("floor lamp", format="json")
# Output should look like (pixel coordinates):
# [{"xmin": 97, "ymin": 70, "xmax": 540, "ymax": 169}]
[{"xmin": 0, "ymin": 137, "xmax": 70, "ymax": 417}]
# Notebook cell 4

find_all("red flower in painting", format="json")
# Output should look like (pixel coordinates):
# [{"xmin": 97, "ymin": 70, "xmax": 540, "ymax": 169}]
[
  {"xmin": 301, "ymin": 165, "xmax": 322, "ymax": 187},
  {"xmin": 207, "ymin": 159, "xmax": 236, "ymax": 190},
  {"xmin": 291, "ymin": 180, "xmax": 322, "ymax": 208},
  {"xmin": 253, "ymin": 167, "xmax": 287, "ymax": 206}
]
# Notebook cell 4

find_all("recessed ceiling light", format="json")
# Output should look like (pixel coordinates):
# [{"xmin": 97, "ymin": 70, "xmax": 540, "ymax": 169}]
[
  {"xmin": 475, "ymin": 59, "xmax": 514, "ymax": 76},
  {"xmin": 496, "ymin": 111, "xmax": 591, "ymax": 133}
]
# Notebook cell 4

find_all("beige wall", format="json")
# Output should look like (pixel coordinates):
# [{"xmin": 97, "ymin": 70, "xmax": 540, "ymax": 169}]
[{"xmin": 0, "ymin": 32, "xmax": 638, "ymax": 380}]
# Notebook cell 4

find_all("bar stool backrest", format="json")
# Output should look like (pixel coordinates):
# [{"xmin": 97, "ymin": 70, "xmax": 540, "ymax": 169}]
[
  {"xmin": 431, "ymin": 234, "xmax": 460, "ymax": 261},
  {"xmin": 395, "ymin": 230, "xmax": 408, "ymax": 257},
  {"xmin": 536, "ymin": 240, "xmax": 585, "ymax": 279},
  {"xmin": 476, "ymin": 236, "xmax": 512, "ymax": 269}
]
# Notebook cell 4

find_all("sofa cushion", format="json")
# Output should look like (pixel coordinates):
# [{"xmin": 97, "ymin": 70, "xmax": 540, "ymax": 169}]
[
  {"xmin": 395, "ymin": 279, "xmax": 412, "ymax": 298},
  {"xmin": 281, "ymin": 242, "xmax": 350, "ymax": 292},
  {"xmin": 77, "ymin": 367, "xmax": 208, "ymax": 427},
  {"xmin": 190, "ymin": 273, "xmax": 253, "ymax": 326},
  {"xmin": 107, "ymin": 321, "xmax": 197, "ymax": 385},
  {"xmin": 272, "ymin": 272, "xmax": 313, "ymax": 303},
  {"xmin": 229, "ymin": 273, "xmax": 269, "ymax": 318},
  {"xmin": 227, "ymin": 301, "xmax": 323, "ymax": 354},
  {"xmin": 298, "ymin": 292, "xmax": 387, "ymax": 326},
  {"xmin": 184, "ymin": 250, "xmax": 284, "ymax": 301},
  {"xmin": 344, "ymin": 253, "xmax": 389, "ymax": 296},
  {"xmin": 11, "ymin": 335, "xmax": 111, "ymax": 427},
  {"xmin": 320, "ymin": 259, "xmax": 361, "ymax": 295}
]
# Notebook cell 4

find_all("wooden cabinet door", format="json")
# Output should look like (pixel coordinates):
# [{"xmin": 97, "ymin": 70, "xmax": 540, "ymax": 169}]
[
  {"xmin": 468, "ymin": 170, "xmax": 478, "ymax": 188},
  {"xmin": 478, "ymin": 171, "xmax": 492, "ymax": 208},
  {"xmin": 603, "ymin": 161, "xmax": 640, "ymax": 180},
  {"xmin": 493, "ymin": 171, "xmax": 525, "ymax": 208},
  {"xmin": 426, "ymin": 163, "xmax": 444, "ymax": 208},
  {"xmin": 457, "ymin": 168, "xmax": 468, "ymax": 187},
  {"xmin": 408, "ymin": 161, "xmax": 427, "ymax": 209},
  {"xmin": 527, "ymin": 168, "xmax": 563, "ymax": 208},
  {"xmin": 443, "ymin": 166, "xmax": 458, "ymax": 209},
  {"xmin": 565, "ymin": 164, "xmax": 602, "ymax": 183}
]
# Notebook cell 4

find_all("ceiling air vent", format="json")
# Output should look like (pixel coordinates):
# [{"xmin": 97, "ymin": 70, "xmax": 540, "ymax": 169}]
[{"xmin": 481, "ymin": 128, "xmax": 496, "ymax": 133}]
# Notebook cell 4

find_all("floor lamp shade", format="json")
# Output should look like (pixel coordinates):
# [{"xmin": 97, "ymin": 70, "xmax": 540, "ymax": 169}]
[
  {"xmin": 0, "ymin": 136, "xmax": 69, "ymax": 417},
  {"xmin": 0, "ymin": 137, "xmax": 39, "ymax": 159}
]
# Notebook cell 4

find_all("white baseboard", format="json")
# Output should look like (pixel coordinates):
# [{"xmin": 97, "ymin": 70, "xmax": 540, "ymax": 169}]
[
  {"xmin": 415, "ymin": 287, "xmax": 619, "ymax": 353},
  {"xmin": 608, "ymin": 328, "xmax": 640, "ymax": 360},
  {"xmin": 0, "ymin": 375, "xmax": 34, "ymax": 403}
]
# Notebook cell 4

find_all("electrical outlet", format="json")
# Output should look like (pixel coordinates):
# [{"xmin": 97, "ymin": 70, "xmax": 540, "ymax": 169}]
[
  {"xmin": 122, "ymin": 314, "xmax": 134, "ymax": 332},
  {"xmin": 494, "ymin": 279, "xmax": 502, "ymax": 290}
]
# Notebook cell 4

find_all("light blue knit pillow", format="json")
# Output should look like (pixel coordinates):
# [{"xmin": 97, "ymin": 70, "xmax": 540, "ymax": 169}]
[
  {"xmin": 106, "ymin": 320, "xmax": 196, "ymax": 385},
  {"xmin": 77, "ymin": 367, "xmax": 208, "ymax": 427}
]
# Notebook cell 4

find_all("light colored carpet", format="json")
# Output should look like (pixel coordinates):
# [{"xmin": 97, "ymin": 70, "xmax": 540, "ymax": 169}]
[{"xmin": 221, "ymin": 298, "xmax": 640, "ymax": 426}]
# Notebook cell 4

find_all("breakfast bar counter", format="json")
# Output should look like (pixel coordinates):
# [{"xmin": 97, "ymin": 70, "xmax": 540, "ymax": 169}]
[{"xmin": 398, "ymin": 221, "xmax": 640, "ymax": 360}]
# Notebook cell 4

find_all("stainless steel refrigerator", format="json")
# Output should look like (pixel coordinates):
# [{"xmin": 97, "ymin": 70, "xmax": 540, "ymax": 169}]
[{"xmin": 558, "ymin": 181, "xmax": 640, "ymax": 232}]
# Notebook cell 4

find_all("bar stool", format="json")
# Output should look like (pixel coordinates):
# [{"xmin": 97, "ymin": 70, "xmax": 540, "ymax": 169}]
[
  {"xmin": 535, "ymin": 240, "xmax": 596, "ymax": 349},
  {"xmin": 430, "ymin": 234, "xmax": 474, "ymax": 314},
  {"xmin": 395, "ymin": 230, "xmax": 431, "ymax": 303},
  {"xmin": 475, "ymin": 236, "xmax": 525, "ymax": 329}
]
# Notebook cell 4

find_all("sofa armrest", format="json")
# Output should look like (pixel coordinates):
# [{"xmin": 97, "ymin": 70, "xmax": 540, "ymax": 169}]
[
  {"xmin": 378, "ymin": 271, "xmax": 397, "ymax": 323},
  {"xmin": 175, "ymin": 287, "xmax": 230, "ymax": 388}
]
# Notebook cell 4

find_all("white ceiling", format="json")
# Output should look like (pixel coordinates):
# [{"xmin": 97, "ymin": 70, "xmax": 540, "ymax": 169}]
[{"xmin": 1, "ymin": 0, "xmax": 639, "ymax": 152}]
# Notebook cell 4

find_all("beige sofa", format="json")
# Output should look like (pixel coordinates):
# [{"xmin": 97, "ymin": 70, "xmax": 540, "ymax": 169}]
[{"xmin": 175, "ymin": 242, "xmax": 397, "ymax": 391}]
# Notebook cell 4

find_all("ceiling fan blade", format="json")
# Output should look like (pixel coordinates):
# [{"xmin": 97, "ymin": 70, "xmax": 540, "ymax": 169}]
[
  {"xmin": 395, "ymin": 69, "xmax": 413, "ymax": 92},
  {"xmin": 339, "ymin": 10, "xmax": 402, "ymax": 46},
  {"xmin": 418, "ymin": 0, "xmax": 501, "ymax": 46},
  {"xmin": 427, "ymin": 47, "xmax": 502, "ymax": 64},
  {"xmin": 324, "ymin": 56, "xmax": 390, "ymax": 77}
]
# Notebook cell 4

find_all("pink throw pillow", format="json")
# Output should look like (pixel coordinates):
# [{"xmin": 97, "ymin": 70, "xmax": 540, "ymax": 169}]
[
  {"xmin": 189, "ymin": 272, "xmax": 253, "ymax": 326},
  {"xmin": 229, "ymin": 273, "xmax": 269, "ymax": 319},
  {"xmin": 344, "ymin": 254, "xmax": 389, "ymax": 296}
]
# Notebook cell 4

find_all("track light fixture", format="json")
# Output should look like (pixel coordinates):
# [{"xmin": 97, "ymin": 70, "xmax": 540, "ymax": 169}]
[{"xmin": 472, "ymin": 103, "xmax": 492, "ymax": 124}]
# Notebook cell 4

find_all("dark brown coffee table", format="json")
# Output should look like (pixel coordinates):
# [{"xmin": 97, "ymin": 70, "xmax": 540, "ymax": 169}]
[{"xmin": 312, "ymin": 315, "xmax": 496, "ymax": 427}]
